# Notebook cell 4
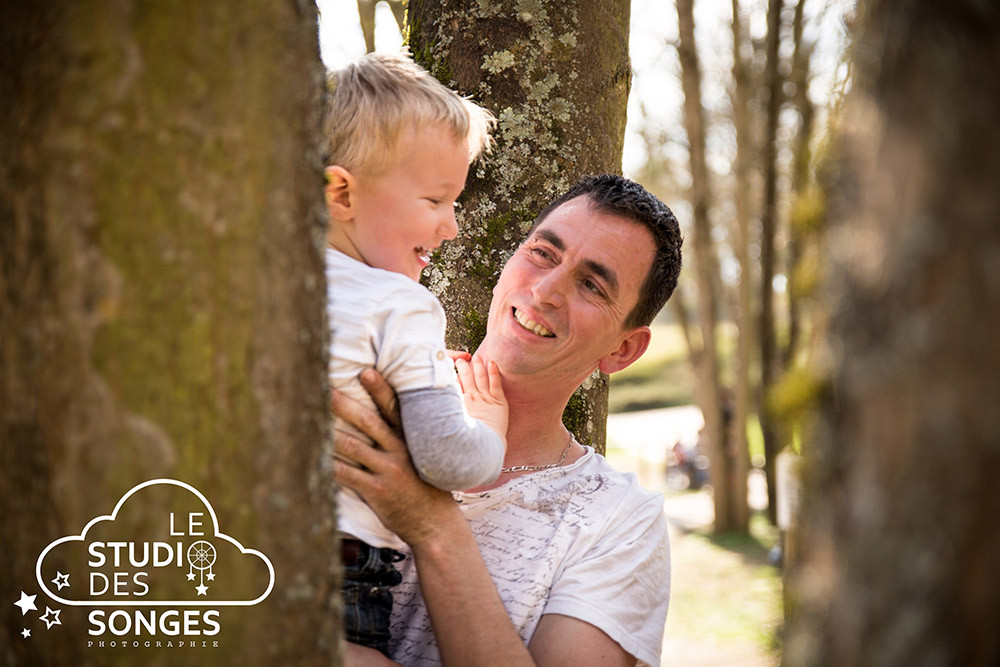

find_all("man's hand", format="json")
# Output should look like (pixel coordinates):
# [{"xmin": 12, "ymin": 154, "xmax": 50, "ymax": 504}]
[
  {"xmin": 330, "ymin": 370, "xmax": 459, "ymax": 545},
  {"xmin": 344, "ymin": 642, "xmax": 402, "ymax": 667}
]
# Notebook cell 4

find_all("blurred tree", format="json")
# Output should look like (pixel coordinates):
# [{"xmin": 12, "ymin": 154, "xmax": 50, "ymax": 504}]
[
  {"xmin": 784, "ymin": 0, "xmax": 1000, "ymax": 664},
  {"xmin": 407, "ymin": 0, "xmax": 632, "ymax": 452},
  {"xmin": 758, "ymin": 0, "xmax": 784, "ymax": 524},
  {"xmin": 676, "ymin": 0, "xmax": 747, "ymax": 532},
  {"xmin": 782, "ymin": 0, "xmax": 816, "ymax": 368},
  {"xmin": 727, "ymin": 0, "xmax": 755, "ymax": 534},
  {"xmin": 356, "ymin": 0, "xmax": 405, "ymax": 53},
  {"xmin": 0, "ymin": 2, "xmax": 337, "ymax": 664}
]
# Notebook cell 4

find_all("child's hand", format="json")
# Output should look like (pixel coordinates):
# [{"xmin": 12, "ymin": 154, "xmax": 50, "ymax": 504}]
[{"xmin": 455, "ymin": 357, "xmax": 508, "ymax": 448}]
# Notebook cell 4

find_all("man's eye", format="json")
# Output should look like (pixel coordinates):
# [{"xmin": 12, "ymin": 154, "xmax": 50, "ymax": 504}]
[
  {"xmin": 531, "ymin": 247, "xmax": 552, "ymax": 260},
  {"xmin": 583, "ymin": 279, "xmax": 603, "ymax": 296}
]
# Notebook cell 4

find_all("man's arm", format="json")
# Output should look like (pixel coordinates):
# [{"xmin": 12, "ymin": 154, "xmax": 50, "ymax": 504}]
[{"xmin": 332, "ymin": 370, "xmax": 635, "ymax": 667}]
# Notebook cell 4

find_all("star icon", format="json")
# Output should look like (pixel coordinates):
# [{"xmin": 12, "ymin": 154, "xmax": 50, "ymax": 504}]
[
  {"xmin": 21, "ymin": 628, "xmax": 31, "ymax": 639},
  {"xmin": 186, "ymin": 572, "xmax": 196, "ymax": 581},
  {"xmin": 14, "ymin": 592, "xmax": 37, "ymax": 616},
  {"xmin": 51, "ymin": 572, "xmax": 70, "ymax": 590},
  {"xmin": 206, "ymin": 572, "xmax": 216, "ymax": 581},
  {"xmin": 39, "ymin": 607, "xmax": 62, "ymax": 629},
  {"xmin": 195, "ymin": 584, "xmax": 208, "ymax": 596}
]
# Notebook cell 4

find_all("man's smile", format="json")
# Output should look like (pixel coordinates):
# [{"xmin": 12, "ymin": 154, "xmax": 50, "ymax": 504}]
[{"xmin": 513, "ymin": 307, "xmax": 555, "ymax": 337}]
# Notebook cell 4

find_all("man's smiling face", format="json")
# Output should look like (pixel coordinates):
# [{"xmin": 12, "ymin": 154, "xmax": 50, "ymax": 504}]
[{"xmin": 480, "ymin": 195, "xmax": 655, "ymax": 387}]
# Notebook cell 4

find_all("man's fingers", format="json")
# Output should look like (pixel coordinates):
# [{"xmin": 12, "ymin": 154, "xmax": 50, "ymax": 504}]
[
  {"xmin": 446, "ymin": 349, "xmax": 472, "ymax": 363},
  {"xmin": 333, "ymin": 457, "xmax": 371, "ymax": 493},
  {"xmin": 331, "ymin": 386, "xmax": 404, "ymax": 452},
  {"xmin": 359, "ymin": 368, "xmax": 402, "ymax": 430},
  {"xmin": 333, "ymin": 429, "xmax": 378, "ymax": 468}
]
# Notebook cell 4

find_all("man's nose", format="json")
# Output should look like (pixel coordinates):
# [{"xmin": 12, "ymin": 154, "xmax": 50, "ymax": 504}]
[{"xmin": 530, "ymin": 268, "xmax": 568, "ymax": 308}]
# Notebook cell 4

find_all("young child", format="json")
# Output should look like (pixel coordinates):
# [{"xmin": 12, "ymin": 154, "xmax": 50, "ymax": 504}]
[{"xmin": 323, "ymin": 53, "xmax": 506, "ymax": 655}]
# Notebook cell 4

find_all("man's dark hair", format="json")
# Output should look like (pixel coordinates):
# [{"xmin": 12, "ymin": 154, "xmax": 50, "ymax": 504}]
[{"xmin": 532, "ymin": 174, "xmax": 683, "ymax": 328}]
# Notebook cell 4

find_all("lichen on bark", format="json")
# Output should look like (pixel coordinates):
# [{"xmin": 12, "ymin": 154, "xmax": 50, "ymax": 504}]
[{"xmin": 408, "ymin": 0, "xmax": 630, "ymax": 451}]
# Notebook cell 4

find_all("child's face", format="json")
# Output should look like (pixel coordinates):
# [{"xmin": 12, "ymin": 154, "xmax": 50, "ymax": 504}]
[{"xmin": 349, "ymin": 124, "xmax": 470, "ymax": 281}]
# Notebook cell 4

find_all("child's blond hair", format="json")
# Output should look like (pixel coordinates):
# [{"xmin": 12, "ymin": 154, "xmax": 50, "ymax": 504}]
[{"xmin": 324, "ymin": 52, "xmax": 494, "ymax": 178}]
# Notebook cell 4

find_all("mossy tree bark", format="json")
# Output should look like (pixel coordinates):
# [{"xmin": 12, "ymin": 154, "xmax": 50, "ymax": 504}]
[
  {"xmin": 407, "ymin": 0, "xmax": 631, "ymax": 453},
  {"xmin": 784, "ymin": 0, "xmax": 1000, "ymax": 664},
  {"xmin": 0, "ymin": 2, "xmax": 338, "ymax": 665}
]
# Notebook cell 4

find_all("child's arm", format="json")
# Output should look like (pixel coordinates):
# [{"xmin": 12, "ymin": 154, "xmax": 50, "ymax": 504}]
[{"xmin": 397, "ymin": 357, "xmax": 507, "ymax": 491}]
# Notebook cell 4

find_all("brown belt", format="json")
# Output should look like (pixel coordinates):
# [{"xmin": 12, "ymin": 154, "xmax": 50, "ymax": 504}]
[{"xmin": 340, "ymin": 538, "xmax": 364, "ymax": 567}]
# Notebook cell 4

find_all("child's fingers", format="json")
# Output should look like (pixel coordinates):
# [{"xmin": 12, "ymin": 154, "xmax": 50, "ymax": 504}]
[
  {"xmin": 487, "ymin": 360, "xmax": 505, "ymax": 399},
  {"xmin": 472, "ymin": 356, "xmax": 489, "ymax": 394},
  {"xmin": 454, "ymin": 357, "xmax": 472, "ymax": 393}
]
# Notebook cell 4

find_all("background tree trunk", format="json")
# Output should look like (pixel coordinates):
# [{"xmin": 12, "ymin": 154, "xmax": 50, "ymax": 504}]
[
  {"xmin": 0, "ymin": 2, "xmax": 337, "ymax": 664},
  {"xmin": 676, "ymin": 0, "xmax": 739, "ymax": 532},
  {"xmin": 784, "ymin": 0, "xmax": 1000, "ymax": 664},
  {"xmin": 407, "ymin": 0, "xmax": 632, "ymax": 452},
  {"xmin": 757, "ymin": 0, "xmax": 784, "ymax": 525},
  {"xmin": 727, "ymin": 0, "xmax": 753, "ymax": 534}
]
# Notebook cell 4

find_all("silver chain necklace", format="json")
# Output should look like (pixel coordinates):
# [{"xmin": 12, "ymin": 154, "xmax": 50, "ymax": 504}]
[{"xmin": 501, "ymin": 432, "xmax": 574, "ymax": 473}]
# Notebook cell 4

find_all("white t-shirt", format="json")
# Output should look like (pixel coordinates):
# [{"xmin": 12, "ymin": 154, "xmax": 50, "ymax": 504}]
[
  {"xmin": 388, "ymin": 445, "xmax": 671, "ymax": 667},
  {"xmin": 327, "ymin": 248, "xmax": 458, "ymax": 548}
]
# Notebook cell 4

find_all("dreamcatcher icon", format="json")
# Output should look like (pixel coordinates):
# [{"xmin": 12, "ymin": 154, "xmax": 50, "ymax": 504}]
[{"xmin": 186, "ymin": 540, "xmax": 217, "ymax": 595}]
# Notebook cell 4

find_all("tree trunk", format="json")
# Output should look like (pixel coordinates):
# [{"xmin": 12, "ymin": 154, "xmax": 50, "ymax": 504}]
[
  {"xmin": 784, "ymin": 1, "xmax": 1000, "ymax": 665},
  {"xmin": 676, "ymin": 0, "xmax": 738, "ymax": 532},
  {"xmin": 0, "ymin": 2, "xmax": 337, "ymax": 665},
  {"xmin": 407, "ymin": 0, "xmax": 631, "ymax": 453},
  {"xmin": 783, "ymin": 0, "xmax": 815, "ymax": 367},
  {"xmin": 758, "ymin": 0, "xmax": 784, "ymax": 525},
  {"xmin": 728, "ymin": 0, "xmax": 753, "ymax": 533}
]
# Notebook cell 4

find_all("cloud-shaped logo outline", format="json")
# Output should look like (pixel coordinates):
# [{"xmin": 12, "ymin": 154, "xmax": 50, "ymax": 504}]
[{"xmin": 35, "ymin": 478, "xmax": 275, "ymax": 607}]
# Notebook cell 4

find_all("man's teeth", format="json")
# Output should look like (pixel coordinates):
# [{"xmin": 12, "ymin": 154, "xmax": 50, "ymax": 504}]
[
  {"xmin": 514, "ymin": 308, "xmax": 554, "ymax": 337},
  {"xmin": 416, "ymin": 247, "xmax": 430, "ymax": 261}
]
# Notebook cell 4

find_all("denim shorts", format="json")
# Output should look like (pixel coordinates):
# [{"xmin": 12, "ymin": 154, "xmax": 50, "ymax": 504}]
[{"xmin": 342, "ymin": 540, "xmax": 405, "ymax": 656}]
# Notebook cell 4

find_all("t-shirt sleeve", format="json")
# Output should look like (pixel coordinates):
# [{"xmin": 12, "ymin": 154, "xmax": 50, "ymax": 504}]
[
  {"xmin": 398, "ymin": 386, "xmax": 505, "ymax": 491},
  {"xmin": 542, "ymin": 493, "xmax": 671, "ymax": 667},
  {"xmin": 372, "ymin": 283, "xmax": 457, "ymax": 393}
]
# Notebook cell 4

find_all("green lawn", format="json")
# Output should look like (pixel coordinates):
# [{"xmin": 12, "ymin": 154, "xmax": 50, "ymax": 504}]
[{"xmin": 666, "ymin": 511, "xmax": 783, "ymax": 663}]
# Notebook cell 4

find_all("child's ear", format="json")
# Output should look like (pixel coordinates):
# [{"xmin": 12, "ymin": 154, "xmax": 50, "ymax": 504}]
[{"xmin": 324, "ymin": 165, "xmax": 355, "ymax": 221}]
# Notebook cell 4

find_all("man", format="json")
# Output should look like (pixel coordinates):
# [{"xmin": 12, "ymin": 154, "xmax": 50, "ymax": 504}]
[{"xmin": 332, "ymin": 174, "xmax": 683, "ymax": 666}]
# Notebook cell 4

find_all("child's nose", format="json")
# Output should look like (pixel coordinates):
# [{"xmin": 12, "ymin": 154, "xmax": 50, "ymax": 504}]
[{"xmin": 438, "ymin": 208, "xmax": 458, "ymax": 240}]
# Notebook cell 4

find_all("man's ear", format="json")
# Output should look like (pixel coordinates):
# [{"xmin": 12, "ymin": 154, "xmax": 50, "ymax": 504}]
[
  {"xmin": 598, "ymin": 326, "xmax": 652, "ymax": 375},
  {"xmin": 324, "ymin": 165, "xmax": 355, "ymax": 221}
]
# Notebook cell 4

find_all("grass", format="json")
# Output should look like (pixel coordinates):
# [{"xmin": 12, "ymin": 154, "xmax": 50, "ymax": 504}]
[{"xmin": 666, "ymin": 511, "xmax": 783, "ymax": 660}]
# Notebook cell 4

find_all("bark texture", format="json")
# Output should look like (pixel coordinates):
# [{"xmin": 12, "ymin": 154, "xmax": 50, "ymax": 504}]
[
  {"xmin": 784, "ymin": 1, "xmax": 1000, "ymax": 665},
  {"xmin": 0, "ymin": 1, "xmax": 337, "ymax": 664},
  {"xmin": 408, "ymin": 0, "xmax": 632, "ymax": 452}
]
